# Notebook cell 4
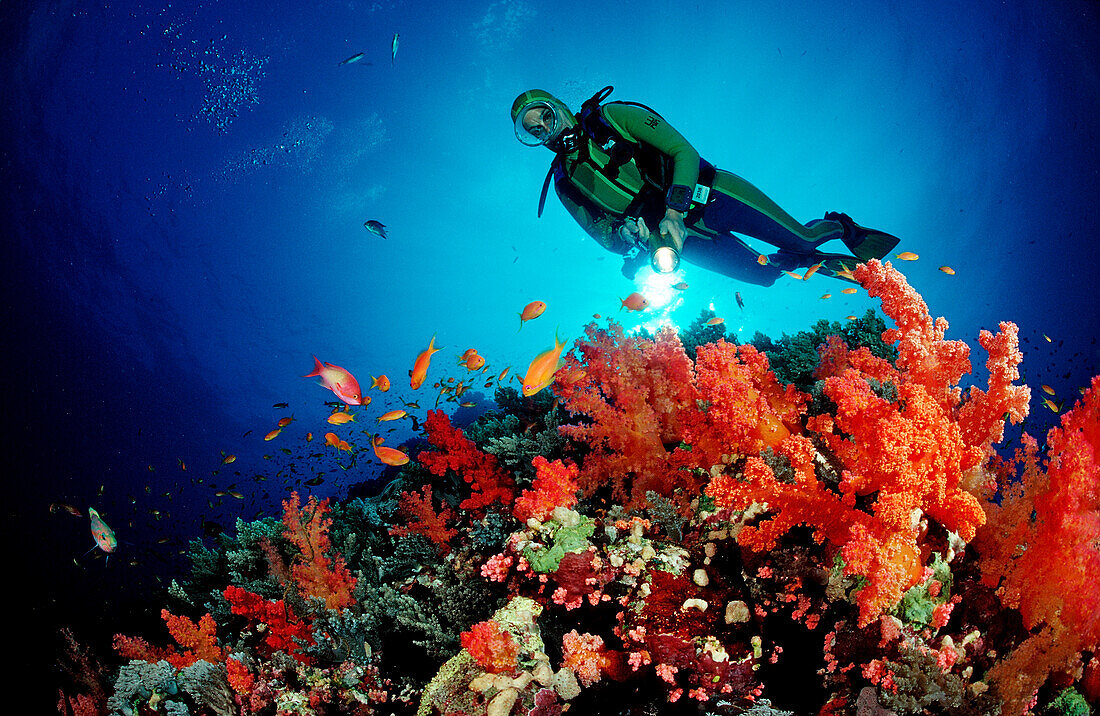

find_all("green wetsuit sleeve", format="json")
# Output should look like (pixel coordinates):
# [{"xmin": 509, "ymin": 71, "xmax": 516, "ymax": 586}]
[
  {"xmin": 554, "ymin": 182, "xmax": 630, "ymax": 255},
  {"xmin": 602, "ymin": 103, "xmax": 700, "ymax": 194}
]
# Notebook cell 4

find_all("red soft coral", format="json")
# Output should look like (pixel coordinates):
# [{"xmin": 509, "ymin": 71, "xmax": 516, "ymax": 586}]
[
  {"xmin": 418, "ymin": 409, "xmax": 514, "ymax": 512},
  {"xmin": 682, "ymin": 340, "xmax": 807, "ymax": 463},
  {"xmin": 513, "ymin": 456, "xmax": 579, "ymax": 523},
  {"xmin": 461, "ymin": 620, "xmax": 520, "ymax": 674},
  {"xmin": 223, "ymin": 585, "xmax": 315, "ymax": 661},
  {"xmin": 114, "ymin": 611, "xmax": 223, "ymax": 669},
  {"xmin": 977, "ymin": 376, "xmax": 1100, "ymax": 712},
  {"xmin": 282, "ymin": 491, "xmax": 357, "ymax": 611},
  {"xmin": 855, "ymin": 260, "xmax": 972, "ymax": 411},
  {"xmin": 555, "ymin": 322, "xmax": 705, "ymax": 511},
  {"xmin": 389, "ymin": 483, "xmax": 459, "ymax": 552}
]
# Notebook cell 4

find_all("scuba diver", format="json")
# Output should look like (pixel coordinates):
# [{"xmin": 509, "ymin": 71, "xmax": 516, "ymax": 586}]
[{"xmin": 511, "ymin": 86, "xmax": 900, "ymax": 285}]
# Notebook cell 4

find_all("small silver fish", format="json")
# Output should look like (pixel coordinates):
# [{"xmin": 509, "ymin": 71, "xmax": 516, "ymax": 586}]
[
  {"xmin": 364, "ymin": 220, "xmax": 387, "ymax": 238},
  {"xmin": 339, "ymin": 52, "xmax": 366, "ymax": 66},
  {"xmin": 391, "ymin": 33, "xmax": 398, "ymax": 65}
]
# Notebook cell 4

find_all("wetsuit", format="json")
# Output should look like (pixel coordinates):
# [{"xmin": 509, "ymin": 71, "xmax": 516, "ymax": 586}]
[{"xmin": 551, "ymin": 102, "xmax": 849, "ymax": 286}]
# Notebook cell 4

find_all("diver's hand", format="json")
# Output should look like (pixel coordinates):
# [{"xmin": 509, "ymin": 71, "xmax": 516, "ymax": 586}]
[
  {"xmin": 619, "ymin": 217, "xmax": 652, "ymax": 245},
  {"xmin": 659, "ymin": 209, "xmax": 686, "ymax": 252}
]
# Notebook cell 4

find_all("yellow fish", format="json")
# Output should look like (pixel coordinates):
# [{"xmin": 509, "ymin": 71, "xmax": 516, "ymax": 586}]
[
  {"xmin": 895, "ymin": 252, "xmax": 919, "ymax": 261},
  {"xmin": 820, "ymin": 293, "xmax": 832, "ymax": 300},
  {"xmin": 326, "ymin": 412, "xmax": 356, "ymax": 425},
  {"xmin": 841, "ymin": 287, "xmax": 858, "ymax": 295},
  {"xmin": 939, "ymin": 266, "xmax": 955, "ymax": 275},
  {"xmin": 1041, "ymin": 385, "xmax": 1056, "ymax": 396}
]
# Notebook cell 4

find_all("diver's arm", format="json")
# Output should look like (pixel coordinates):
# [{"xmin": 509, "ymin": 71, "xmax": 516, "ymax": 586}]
[
  {"xmin": 554, "ymin": 182, "xmax": 631, "ymax": 254},
  {"xmin": 601, "ymin": 102, "xmax": 701, "ymax": 212}
]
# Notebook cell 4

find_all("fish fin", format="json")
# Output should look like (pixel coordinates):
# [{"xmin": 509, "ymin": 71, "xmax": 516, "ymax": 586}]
[{"xmin": 302, "ymin": 355, "xmax": 324, "ymax": 378}]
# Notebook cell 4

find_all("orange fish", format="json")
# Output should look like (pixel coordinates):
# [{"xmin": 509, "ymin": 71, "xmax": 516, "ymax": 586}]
[
  {"xmin": 802, "ymin": 262, "xmax": 823, "ymax": 280},
  {"xmin": 372, "ymin": 436, "xmax": 409, "ymax": 466},
  {"xmin": 939, "ymin": 266, "xmax": 955, "ymax": 275},
  {"xmin": 1041, "ymin": 385, "xmax": 1056, "ymax": 396},
  {"xmin": 672, "ymin": 282, "xmax": 689, "ymax": 290},
  {"xmin": 782, "ymin": 270, "xmax": 803, "ymax": 280},
  {"xmin": 496, "ymin": 366, "xmax": 510, "ymax": 383},
  {"xmin": 519, "ymin": 300, "xmax": 546, "ymax": 330},
  {"xmin": 1042, "ymin": 398, "xmax": 1059, "ymax": 413},
  {"xmin": 522, "ymin": 331, "xmax": 568, "ymax": 396},
  {"xmin": 371, "ymin": 375, "xmax": 391, "ymax": 392},
  {"xmin": 222, "ymin": 454, "xmax": 237, "ymax": 465},
  {"xmin": 410, "ymin": 335, "xmax": 441, "ymax": 389},
  {"xmin": 756, "ymin": 254, "xmax": 769, "ymax": 265},
  {"xmin": 303, "ymin": 356, "xmax": 363, "ymax": 406},
  {"xmin": 264, "ymin": 428, "xmax": 282, "ymax": 441},
  {"xmin": 324, "ymin": 432, "xmax": 340, "ymax": 448},
  {"xmin": 177, "ymin": 458, "xmax": 187, "ymax": 471},
  {"xmin": 327, "ymin": 412, "xmax": 356, "ymax": 425},
  {"xmin": 463, "ymin": 353, "xmax": 485, "ymax": 371},
  {"xmin": 593, "ymin": 313, "xmax": 601, "ymax": 319},
  {"xmin": 377, "ymin": 409, "xmax": 407, "ymax": 423},
  {"xmin": 846, "ymin": 315, "xmax": 858, "ymax": 320},
  {"xmin": 895, "ymin": 252, "xmax": 919, "ymax": 261},
  {"xmin": 337, "ymin": 440, "xmax": 354, "ymax": 452},
  {"xmin": 306, "ymin": 432, "xmax": 313, "ymax": 442},
  {"xmin": 841, "ymin": 287, "xmax": 858, "ymax": 295},
  {"xmin": 277, "ymin": 416, "xmax": 294, "ymax": 427},
  {"xmin": 706, "ymin": 317, "xmax": 724, "ymax": 326},
  {"xmin": 834, "ymin": 265, "xmax": 857, "ymax": 282},
  {"xmin": 820, "ymin": 293, "xmax": 832, "ymax": 300},
  {"xmin": 50, "ymin": 502, "xmax": 82, "ymax": 517},
  {"xmin": 620, "ymin": 292, "xmax": 649, "ymax": 312}
]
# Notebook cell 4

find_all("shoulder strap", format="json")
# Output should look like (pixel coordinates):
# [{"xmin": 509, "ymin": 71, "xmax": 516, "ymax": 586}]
[{"xmin": 537, "ymin": 157, "xmax": 559, "ymax": 218}]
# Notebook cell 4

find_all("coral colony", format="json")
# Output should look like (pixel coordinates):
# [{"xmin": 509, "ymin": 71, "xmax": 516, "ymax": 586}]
[{"xmin": 59, "ymin": 261, "xmax": 1100, "ymax": 715}]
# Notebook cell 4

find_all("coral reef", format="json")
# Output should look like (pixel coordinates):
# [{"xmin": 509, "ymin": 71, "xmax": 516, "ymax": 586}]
[{"xmin": 67, "ymin": 259, "xmax": 1100, "ymax": 715}]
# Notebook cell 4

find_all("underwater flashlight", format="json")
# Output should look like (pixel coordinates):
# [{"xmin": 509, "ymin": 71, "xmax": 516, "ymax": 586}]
[{"xmin": 648, "ymin": 234, "xmax": 680, "ymax": 273}]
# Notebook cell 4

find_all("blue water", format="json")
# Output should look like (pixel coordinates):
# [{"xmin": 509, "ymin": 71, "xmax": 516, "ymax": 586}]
[{"xmin": 2, "ymin": 0, "xmax": 1097, "ymax": 705}]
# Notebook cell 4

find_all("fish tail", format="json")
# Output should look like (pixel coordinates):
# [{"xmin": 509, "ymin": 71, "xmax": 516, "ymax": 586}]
[{"xmin": 303, "ymin": 355, "xmax": 324, "ymax": 377}]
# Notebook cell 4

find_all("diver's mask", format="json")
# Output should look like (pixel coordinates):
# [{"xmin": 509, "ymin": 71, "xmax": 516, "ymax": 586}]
[
  {"xmin": 648, "ymin": 232, "xmax": 681, "ymax": 273},
  {"xmin": 515, "ymin": 102, "xmax": 580, "ymax": 153}
]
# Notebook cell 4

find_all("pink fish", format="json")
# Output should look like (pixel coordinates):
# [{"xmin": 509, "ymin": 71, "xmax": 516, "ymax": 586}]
[{"xmin": 303, "ymin": 356, "xmax": 363, "ymax": 405}]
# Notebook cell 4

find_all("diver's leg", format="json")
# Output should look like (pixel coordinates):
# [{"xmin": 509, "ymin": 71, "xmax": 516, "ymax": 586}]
[
  {"xmin": 679, "ymin": 233, "xmax": 782, "ymax": 287},
  {"xmin": 701, "ymin": 171, "xmax": 844, "ymax": 252}
]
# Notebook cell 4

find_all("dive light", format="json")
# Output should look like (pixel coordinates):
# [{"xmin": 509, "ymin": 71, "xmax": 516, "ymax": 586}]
[{"xmin": 648, "ymin": 232, "xmax": 680, "ymax": 273}]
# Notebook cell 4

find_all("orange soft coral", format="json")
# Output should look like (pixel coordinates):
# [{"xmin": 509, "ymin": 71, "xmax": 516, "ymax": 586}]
[
  {"xmin": 513, "ymin": 455, "xmax": 579, "ymax": 523},
  {"xmin": 282, "ymin": 491, "xmax": 357, "ymax": 611}
]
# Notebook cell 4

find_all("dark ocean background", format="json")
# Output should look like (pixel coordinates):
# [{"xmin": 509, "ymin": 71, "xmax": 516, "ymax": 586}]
[{"xmin": 1, "ymin": 0, "xmax": 1097, "ymax": 708}]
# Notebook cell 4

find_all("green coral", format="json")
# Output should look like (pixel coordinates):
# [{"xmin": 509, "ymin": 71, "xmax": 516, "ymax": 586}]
[
  {"xmin": 1043, "ymin": 688, "xmax": 1092, "ymax": 716},
  {"xmin": 522, "ymin": 512, "xmax": 596, "ymax": 573}
]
